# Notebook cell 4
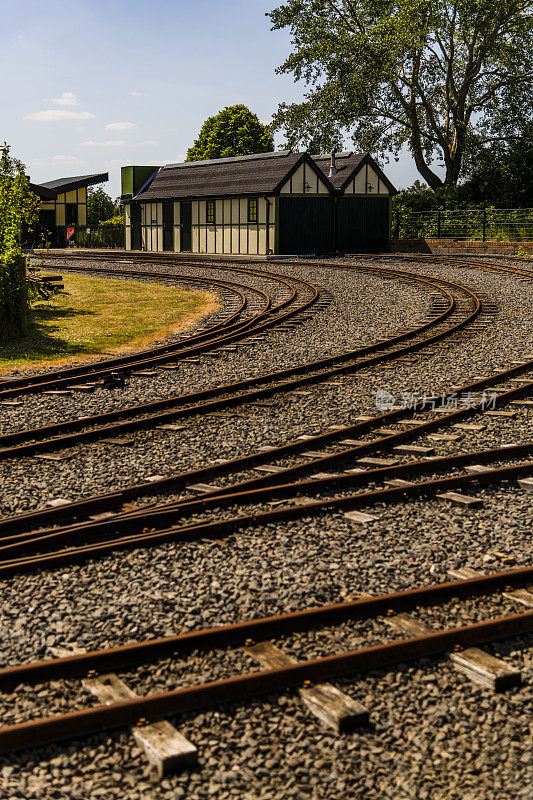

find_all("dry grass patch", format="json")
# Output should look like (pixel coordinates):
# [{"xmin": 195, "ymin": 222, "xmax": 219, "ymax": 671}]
[{"xmin": 0, "ymin": 271, "xmax": 217, "ymax": 373}]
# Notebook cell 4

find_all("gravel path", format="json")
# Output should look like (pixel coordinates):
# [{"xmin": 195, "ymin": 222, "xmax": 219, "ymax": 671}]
[{"xmin": 0, "ymin": 255, "xmax": 531, "ymax": 800}]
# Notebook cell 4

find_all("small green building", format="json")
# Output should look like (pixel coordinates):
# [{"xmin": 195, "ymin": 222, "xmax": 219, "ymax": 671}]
[{"xmin": 120, "ymin": 151, "xmax": 396, "ymax": 255}]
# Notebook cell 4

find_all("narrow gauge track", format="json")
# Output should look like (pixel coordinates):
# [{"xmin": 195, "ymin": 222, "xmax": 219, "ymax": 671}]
[
  {"xmin": 31, "ymin": 247, "xmax": 533, "ymax": 294},
  {"xmin": 0, "ymin": 265, "xmax": 487, "ymax": 458},
  {"xmin": 0, "ymin": 263, "xmax": 322, "ymax": 397},
  {"xmin": 0, "ymin": 363, "xmax": 531, "ymax": 574},
  {"xmin": 0, "ymin": 253, "xmax": 530, "ymax": 766},
  {"xmin": 0, "ymin": 568, "xmax": 530, "ymax": 754}
]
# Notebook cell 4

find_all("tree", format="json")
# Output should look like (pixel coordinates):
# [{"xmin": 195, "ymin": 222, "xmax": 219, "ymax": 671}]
[
  {"xmin": 186, "ymin": 105, "xmax": 274, "ymax": 161},
  {"xmin": 461, "ymin": 122, "xmax": 533, "ymax": 206},
  {"xmin": 0, "ymin": 143, "xmax": 39, "ymax": 339},
  {"xmin": 87, "ymin": 186, "xmax": 119, "ymax": 225},
  {"xmin": 268, "ymin": 0, "xmax": 533, "ymax": 188}
]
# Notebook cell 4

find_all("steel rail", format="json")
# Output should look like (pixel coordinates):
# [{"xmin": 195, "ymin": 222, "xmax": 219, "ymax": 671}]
[
  {"xmin": 0, "ymin": 269, "xmax": 480, "ymax": 457},
  {"xmin": 1, "ymin": 458, "xmax": 532, "ymax": 578},
  {"xmin": 1, "ymin": 363, "xmax": 531, "ymax": 549},
  {"xmin": 0, "ymin": 609, "xmax": 531, "ymax": 754},
  {"xmin": 33, "ymin": 248, "xmax": 533, "ymax": 287},
  {"xmin": 0, "ymin": 265, "xmax": 320, "ymax": 397},
  {"xmin": 0, "ymin": 352, "xmax": 530, "ymax": 539},
  {"xmin": 0, "ymin": 274, "xmax": 252, "ymax": 392},
  {"xmin": 0, "ymin": 567, "xmax": 530, "ymax": 689},
  {"xmin": 1, "ymin": 440, "xmax": 531, "ymax": 562}
]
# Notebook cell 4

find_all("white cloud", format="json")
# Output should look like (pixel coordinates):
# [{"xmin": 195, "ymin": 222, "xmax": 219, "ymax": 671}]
[
  {"xmin": 52, "ymin": 155, "xmax": 83, "ymax": 164},
  {"xmin": 80, "ymin": 140, "xmax": 126, "ymax": 147},
  {"xmin": 104, "ymin": 159, "xmax": 126, "ymax": 168},
  {"xmin": 142, "ymin": 139, "xmax": 157, "ymax": 145},
  {"xmin": 105, "ymin": 121, "xmax": 138, "ymax": 131},
  {"xmin": 45, "ymin": 92, "xmax": 77, "ymax": 106},
  {"xmin": 24, "ymin": 109, "xmax": 95, "ymax": 121},
  {"xmin": 130, "ymin": 91, "xmax": 143, "ymax": 97}
]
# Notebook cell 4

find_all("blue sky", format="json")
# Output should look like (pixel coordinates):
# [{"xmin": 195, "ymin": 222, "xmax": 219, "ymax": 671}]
[{"xmin": 1, "ymin": 0, "xmax": 419, "ymax": 198}]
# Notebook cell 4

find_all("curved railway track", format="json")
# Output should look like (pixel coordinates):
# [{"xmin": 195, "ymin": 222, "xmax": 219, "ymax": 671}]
[
  {"xmin": 0, "ymin": 251, "xmax": 531, "ymax": 776},
  {"xmin": 0, "ymin": 264, "xmax": 491, "ymax": 458},
  {"xmin": 0, "ymin": 365, "xmax": 530, "ymax": 575},
  {"xmin": 1, "ymin": 263, "xmax": 322, "ymax": 397}
]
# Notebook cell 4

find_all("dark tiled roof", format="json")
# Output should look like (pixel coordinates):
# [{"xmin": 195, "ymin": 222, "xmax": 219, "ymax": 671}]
[
  {"xmin": 311, "ymin": 152, "xmax": 366, "ymax": 190},
  {"xmin": 40, "ymin": 173, "xmax": 109, "ymax": 193},
  {"xmin": 135, "ymin": 151, "xmax": 307, "ymax": 200}
]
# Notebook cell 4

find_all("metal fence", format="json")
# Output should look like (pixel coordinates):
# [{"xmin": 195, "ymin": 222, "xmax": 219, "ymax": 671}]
[
  {"xmin": 42, "ymin": 225, "xmax": 125, "ymax": 249},
  {"xmin": 394, "ymin": 207, "xmax": 533, "ymax": 241}
]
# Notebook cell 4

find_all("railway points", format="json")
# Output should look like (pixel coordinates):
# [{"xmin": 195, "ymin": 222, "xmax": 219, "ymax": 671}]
[{"xmin": 0, "ymin": 251, "xmax": 531, "ymax": 797}]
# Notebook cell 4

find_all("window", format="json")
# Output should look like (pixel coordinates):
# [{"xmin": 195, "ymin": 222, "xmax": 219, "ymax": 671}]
[
  {"xmin": 206, "ymin": 200, "xmax": 216, "ymax": 224},
  {"xmin": 65, "ymin": 204, "xmax": 77, "ymax": 226},
  {"xmin": 247, "ymin": 197, "xmax": 258, "ymax": 223}
]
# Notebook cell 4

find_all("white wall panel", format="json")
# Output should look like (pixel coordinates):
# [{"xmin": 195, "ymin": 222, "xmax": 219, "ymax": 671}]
[
  {"xmin": 248, "ymin": 227, "xmax": 258, "ymax": 254},
  {"xmin": 355, "ymin": 170, "xmax": 366, "ymax": 193},
  {"xmin": 292, "ymin": 165, "xmax": 304, "ymax": 193},
  {"xmin": 223, "ymin": 227, "xmax": 231, "ymax": 253},
  {"xmin": 231, "ymin": 226, "xmax": 240, "ymax": 253},
  {"xmin": 258, "ymin": 226, "xmax": 267, "ymax": 254},
  {"xmin": 366, "ymin": 166, "xmax": 379, "ymax": 193}
]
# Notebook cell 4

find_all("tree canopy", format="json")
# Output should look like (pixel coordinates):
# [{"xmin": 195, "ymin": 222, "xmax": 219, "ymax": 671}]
[
  {"xmin": 0, "ymin": 143, "xmax": 38, "ymax": 339},
  {"xmin": 268, "ymin": 0, "xmax": 533, "ymax": 188},
  {"xmin": 0, "ymin": 144, "xmax": 38, "ymax": 253},
  {"xmin": 186, "ymin": 105, "xmax": 274, "ymax": 161},
  {"xmin": 87, "ymin": 186, "xmax": 120, "ymax": 226},
  {"xmin": 461, "ymin": 121, "xmax": 533, "ymax": 206}
]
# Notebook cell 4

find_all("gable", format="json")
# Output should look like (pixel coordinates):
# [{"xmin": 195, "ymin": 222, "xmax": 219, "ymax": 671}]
[
  {"xmin": 279, "ymin": 159, "xmax": 330, "ymax": 195},
  {"xmin": 312, "ymin": 152, "xmax": 396, "ymax": 195}
]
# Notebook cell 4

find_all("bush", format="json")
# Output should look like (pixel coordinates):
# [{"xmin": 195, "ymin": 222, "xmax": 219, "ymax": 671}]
[
  {"xmin": 0, "ymin": 250, "xmax": 28, "ymax": 339},
  {"xmin": 0, "ymin": 143, "xmax": 39, "ymax": 340},
  {"xmin": 100, "ymin": 213, "xmax": 125, "ymax": 227}
]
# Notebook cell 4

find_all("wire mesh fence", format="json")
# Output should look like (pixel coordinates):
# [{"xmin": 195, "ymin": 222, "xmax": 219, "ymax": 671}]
[
  {"xmin": 394, "ymin": 208, "xmax": 533, "ymax": 241},
  {"xmin": 58, "ymin": 225, "xmax": 125, "ymax": 249}
]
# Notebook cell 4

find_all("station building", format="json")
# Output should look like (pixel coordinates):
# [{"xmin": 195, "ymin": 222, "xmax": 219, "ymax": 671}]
[
  {"xmin": 31, "ymin": 172, "xmax": 109, "ymax": 246},
  {"xmin": 121, "ymin": 150, "xmax": 395, "ymax": 255}
]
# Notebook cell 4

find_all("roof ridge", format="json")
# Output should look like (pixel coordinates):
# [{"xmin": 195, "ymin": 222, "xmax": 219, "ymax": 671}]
[{"xmin": 164, "ymin": 150, "xmax": 293, "ymax": 169}]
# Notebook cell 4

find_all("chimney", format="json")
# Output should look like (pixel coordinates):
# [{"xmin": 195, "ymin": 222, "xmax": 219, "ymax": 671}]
[{"xmin": 328, "ymin": 148, "xmax": 337, "ymax": 177}]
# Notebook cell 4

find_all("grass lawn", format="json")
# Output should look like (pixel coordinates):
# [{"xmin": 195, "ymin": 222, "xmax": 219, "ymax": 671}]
[{"xmin": 0, "ymin": 271, "xmax": 217, "ymax": 374}]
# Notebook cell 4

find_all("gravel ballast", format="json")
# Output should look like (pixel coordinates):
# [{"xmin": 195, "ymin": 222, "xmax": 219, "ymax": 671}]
[{"xmin": 0, "ymin": 255, "xmax": 531, "ymax": 800}]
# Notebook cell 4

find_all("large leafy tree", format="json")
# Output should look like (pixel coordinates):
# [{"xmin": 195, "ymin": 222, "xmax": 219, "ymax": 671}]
[
  {"xmin": 187, "ymin": 105, "xmax": 274, "ymax": 161},
  {"xmin": 268, "ymin": 0, "xmax": 533, "ymax": 188},
  {"xmin": 0, "ymin": 143, "xmax": 39, "ymax": 339},
  {"xmin": 461, "ymin": 121, "xmax": 533, "ymax": 206},
  {"xmin": 87, "ymin": 186, "xmax": 119, "ymax": 226}
]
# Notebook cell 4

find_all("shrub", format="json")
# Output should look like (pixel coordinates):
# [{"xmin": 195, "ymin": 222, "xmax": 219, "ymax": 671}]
[{"xmin": 0, "ymin": 143, "xmax": 39, "ymax": 340}]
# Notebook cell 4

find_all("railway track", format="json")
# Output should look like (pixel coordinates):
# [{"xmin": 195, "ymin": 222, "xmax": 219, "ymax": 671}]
[
  {"xmin": 0, "ymin": 567, "xmax": 530, "ymax": 755},
  {"xmin": 1, "ymin": 263, "xmax": 323, "ymax": 397},
  {"xmin": 0, "ymin": 251, "xmax": 531, "ymax": 788},
  {"xmin": 0, "ymin": 264, "xmax": 493, "ymax": 458},
  {"xmin": 0, "ymin": 345, "xmax": 531, "ymax": 569}
]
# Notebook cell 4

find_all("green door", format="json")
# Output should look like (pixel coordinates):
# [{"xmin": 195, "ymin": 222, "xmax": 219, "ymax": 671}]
[
  {"xmin": 278, "ymin": 197, "xmax": 333, "ymax": 254},
  {"xmin": 335, "ymin": 197, "xmax": 390, "ymax": 251}
]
